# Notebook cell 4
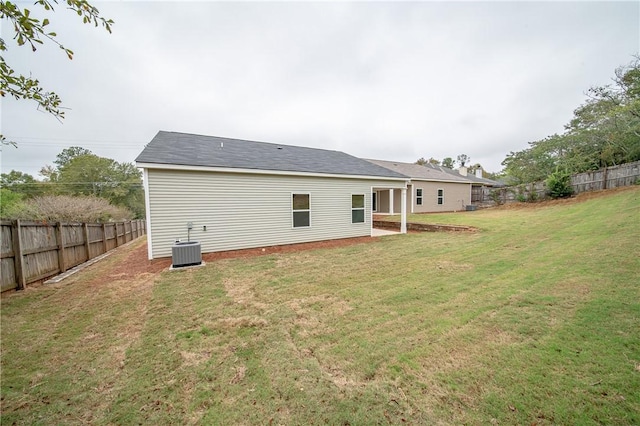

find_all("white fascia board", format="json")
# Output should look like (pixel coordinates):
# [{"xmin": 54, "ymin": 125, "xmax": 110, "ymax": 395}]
[
  {"xmin": 408, "ymin": 178, "xmax": 473, "ymax": 185},
  {"xmin": 136, "ymin": 162, "xmax": 409, "ymax": 184}
]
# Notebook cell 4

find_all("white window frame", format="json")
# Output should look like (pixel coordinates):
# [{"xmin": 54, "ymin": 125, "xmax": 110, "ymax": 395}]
[
  {"xmin": 437, "ymin": 188, "xmax": 444, "ymax": 205},
  {"xmin": 416, "ymin": 188, "xmax": 423, "ymax": 206},
  {"xmin": 351, "ymin": 193, "xmax": 366, "ymax": 224},
  {"xmin": 292, "ymin": 193, "xmax": 311, "ymax": 228}
]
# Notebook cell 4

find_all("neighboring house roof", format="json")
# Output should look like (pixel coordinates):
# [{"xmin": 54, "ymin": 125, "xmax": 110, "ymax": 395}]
[
  {"xmin": 444, "ymin": 167, "xmax": 505, "ymax": 187},
  {"xmin": 136, "ymin": 131, "xmax": 408, "ymax": 179},
  {"xmin": 456, "ymin": 172, "xmax": 504, "ymax": 187},
  {"xmin": 365, "ymin": 159, "xmax": 472, "ymax": 184}
]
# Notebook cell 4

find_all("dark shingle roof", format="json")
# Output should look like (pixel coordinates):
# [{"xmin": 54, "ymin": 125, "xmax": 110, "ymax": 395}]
[
  {"xmin": 365, "ymin": 159, "xmax": 472, "ymax": 183},
  {"xmin": 136, "ymin": 131, "xmax": 408, "ymax": 179}
]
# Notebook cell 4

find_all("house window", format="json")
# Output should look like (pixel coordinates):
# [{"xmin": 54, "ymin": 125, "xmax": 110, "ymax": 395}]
[
  {"xmin": 352, "ymin": 194, "xmax": 365, "ymax": 223},
  {"xmin": 437, "ymin": 188, "xmax": 444, "ymax": 205},
  {"xmin": 372, "ymin": 192, "xmax": 377, "ymax": 212},
  {"xmin": 292, "ymin": 193, "xmax": 310, "ymax": 227},
  {"xmin": 416, "ymin": 188, "xmax": 423, "ymax": 205}
]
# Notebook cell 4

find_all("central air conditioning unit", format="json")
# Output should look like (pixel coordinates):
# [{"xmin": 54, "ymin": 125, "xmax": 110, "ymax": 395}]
[{"xmin": 171, "ymin": 241, "xmax": 202, "ymax": 268}]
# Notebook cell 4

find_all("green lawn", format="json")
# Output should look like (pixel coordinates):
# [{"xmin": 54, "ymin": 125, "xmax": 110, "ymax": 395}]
[{"xmin": 2, "ymin": 187, "xmax": 639, "ymax": 425}]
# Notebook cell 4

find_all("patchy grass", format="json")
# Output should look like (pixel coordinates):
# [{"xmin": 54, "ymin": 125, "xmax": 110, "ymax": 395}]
[{"xmin": 2, "ymin": 187, "xmax": 639, "ymax": 425}]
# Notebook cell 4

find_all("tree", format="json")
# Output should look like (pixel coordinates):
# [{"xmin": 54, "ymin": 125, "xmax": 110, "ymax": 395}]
[
  {"xmin": 416, "ymin": 157, "xmax": 441, "ymax": 166},
  {"xmin": 0, "ymin": 170, "xmax": 45, "ymax": 197},
  {"xmin": 457, "ymin": 154, "xmax": 470, "ymax": 167},
  {"xmin": 53, "ymin": 151, "xmax": 145, "ymax": 218},
  {"xmin": 441, "ymin": 157, "xmax": 455, "ymax": 169},
  {"xmin": 0, "ymin": 187, "xmax": 24, "ymax": 217},
  {"xmin": 501, "ymin": 58, "xmax": 640, "ymax": 184},
  {"xmin": 565, "ymin": 58, "xmax": 640, "ymax": 168},
  {"xmin": 0, "ymin": 0, "xmax": 113, "ymax": 141},
  {"xmin": 427, "ymin": 157, "xmax": 440, "ymax": 165},
  {"xmin": 501, "ymin": 134, "xmax": 563, "ymax": 184},
  {"xmin": 54, "ymin": 146, "xmax": 92, "ymax": 168}
]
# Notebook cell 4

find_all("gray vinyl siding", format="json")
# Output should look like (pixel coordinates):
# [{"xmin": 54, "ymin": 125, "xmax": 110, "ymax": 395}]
[{"xmin": 146, "ymin": 169, "xmax": 404, "ymax": 258}]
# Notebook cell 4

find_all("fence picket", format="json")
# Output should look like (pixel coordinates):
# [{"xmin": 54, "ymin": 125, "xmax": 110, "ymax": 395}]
[
  {"xmin": 56, "ymin": 222, "xmax": 66, "ymax": 274},
  {"xmin": 11, "ymin": 220, "xmax": 26, "ymax": 290}
]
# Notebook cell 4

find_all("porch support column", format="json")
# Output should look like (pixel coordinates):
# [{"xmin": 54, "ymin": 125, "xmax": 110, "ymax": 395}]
[
  {"xmin": 410, "ymin": 184, "xmax": 414, "ymax": 214},
  {"xmin": 389, "ymin": 189, "xmax": 394, "ymax": 215},
  {"xmin": 400, "ymin": 188, "xmax": 407, "ymax": 234}
]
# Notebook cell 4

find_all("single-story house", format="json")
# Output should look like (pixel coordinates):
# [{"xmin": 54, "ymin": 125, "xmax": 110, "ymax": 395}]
[
  {"xmin": 136, "ymin": 131, "xmax": 410, "ymax": 260},
  {"xmin": 365, "ymin": 159, "xmax": 473, "ymax": 213}
]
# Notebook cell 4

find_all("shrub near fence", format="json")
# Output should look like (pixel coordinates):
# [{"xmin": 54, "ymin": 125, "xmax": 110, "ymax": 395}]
[
  {"xmin": 0, "ymin": 219, "xmax": 146, "ymax": 292},
  {"xmin": 473, "ymin": 160, "xmax": 640, "ymax": 206}
]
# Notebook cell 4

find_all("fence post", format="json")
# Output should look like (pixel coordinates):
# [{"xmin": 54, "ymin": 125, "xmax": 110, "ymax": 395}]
[
  {"xmin": 602, "ymin": 166, "xmax": 608, "ymax": 190},
  {"xmin": 11, "ymin": 219, "xmax": 26, "ymax": 290},
  {"xmin": 83, "ymin": 223, "xmax": 90, "ymax": 261},
  {"xmin": 56, "ymin": 222, "xmax": 66, "ymax": 273},
  {"xmin": 102, "ymin": 223, "xmax": 108, "ymax": 254}
]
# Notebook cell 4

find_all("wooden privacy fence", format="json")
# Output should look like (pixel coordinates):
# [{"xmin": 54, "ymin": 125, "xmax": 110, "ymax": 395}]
[
  {"xmin": 473, "ymin": 160, "xmax": 640, "ymax": 206},
  {"xmin": 1, "ymin": 219, "xmax": 146, "ymax": 292},
  {"xmin": 571, "ymin": 160, "xmax": 640, "ymax": 193}
]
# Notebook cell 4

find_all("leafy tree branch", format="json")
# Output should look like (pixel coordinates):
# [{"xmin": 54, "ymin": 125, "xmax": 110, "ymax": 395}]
[{"xmin": 0, "ymin": 0, "xmax": 113, "ymax": 143}]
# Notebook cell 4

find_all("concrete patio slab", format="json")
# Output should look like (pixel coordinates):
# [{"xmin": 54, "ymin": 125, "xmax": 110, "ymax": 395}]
[{"xmin": 372, "ymin": 228, "xmax": 401, "ymax": 237}]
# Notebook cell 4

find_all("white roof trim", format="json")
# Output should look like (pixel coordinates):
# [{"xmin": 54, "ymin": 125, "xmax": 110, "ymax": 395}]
[
  {"xmin": 408, "ymin": 178, "xmax": 473, "ymax": 185},
  {"xmin": 136, "ymin": 162, "xmax": 410, "ymax": 183}
]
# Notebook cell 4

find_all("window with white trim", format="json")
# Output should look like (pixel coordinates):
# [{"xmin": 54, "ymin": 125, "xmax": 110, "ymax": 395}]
[
  {"xmin": 416, "ymin": 188, "xmax": 423, "ymax": 205},
  {"xmin": 292, "ymin": 193, "xmax": 310, "ymax": 227},
  {"xmin": 352, "ymin": 194, "xmax": 365, "ymax": 223},
  {"xmin": 437, "ymin": 188, "xmax": 444, "ymax": 205}
]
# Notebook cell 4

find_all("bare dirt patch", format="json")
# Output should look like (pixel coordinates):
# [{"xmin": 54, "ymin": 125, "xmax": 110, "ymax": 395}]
[
  {"xmin": 202, "ymin": 236, "xmax": 379, "ymax": 262},
  {"xmin": 106, "ymin": 241, "xmax": 171, "ymax": 279}
]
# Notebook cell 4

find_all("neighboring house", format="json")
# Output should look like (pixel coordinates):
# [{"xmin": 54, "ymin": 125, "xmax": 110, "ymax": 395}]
[
  {"xmin": 365, "ymin": 159, "xmax": 473, "ymax": 213},
  {"xmin": 136, "ymin": 131, "xmax": 410, "ymax": 259},
  {"xmin": 455, "ymin": 166, "xmax": 505, "ymax": 204}
]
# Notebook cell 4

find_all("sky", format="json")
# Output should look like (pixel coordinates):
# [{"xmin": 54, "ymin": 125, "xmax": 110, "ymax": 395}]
[{"xmin": 1, "ymin": 1, "xmax": 639, "ymax": 178}]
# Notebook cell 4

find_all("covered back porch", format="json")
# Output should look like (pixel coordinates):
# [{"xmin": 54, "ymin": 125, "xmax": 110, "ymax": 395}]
[{"xmin": 371, "ymin": 186, "xmax": 407, "ymax": 234}]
